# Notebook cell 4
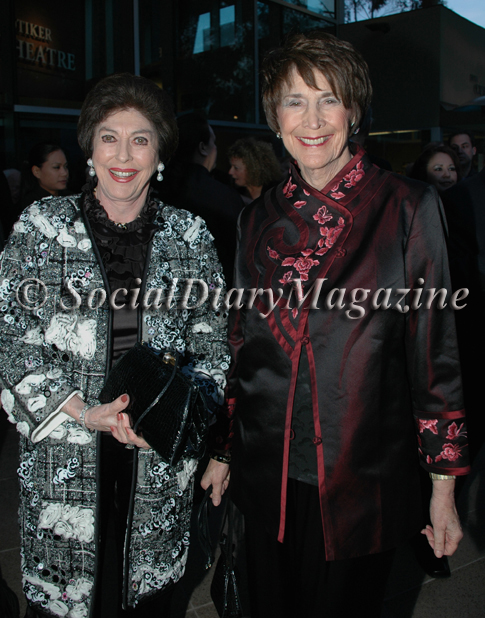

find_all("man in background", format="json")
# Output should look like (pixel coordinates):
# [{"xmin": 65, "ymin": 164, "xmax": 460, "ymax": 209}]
[{"xmin": 449, "ymin": 131, "xmax": 477, "ymax": 179}]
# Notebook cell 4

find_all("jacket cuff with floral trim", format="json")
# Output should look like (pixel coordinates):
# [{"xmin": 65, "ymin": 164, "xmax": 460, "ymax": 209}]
[
  {"xmin": 1, "ymin": 367, "xmax": 84, "ymax": 443},
  {"xmin": 414, "ymin": 410, "xmax": 470, "ymax": 475}
]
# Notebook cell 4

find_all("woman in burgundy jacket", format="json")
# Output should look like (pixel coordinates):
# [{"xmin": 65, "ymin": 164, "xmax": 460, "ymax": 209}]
[{"xmin": 203, "ymin": 31, "xmax": 469, "ymax": 617}]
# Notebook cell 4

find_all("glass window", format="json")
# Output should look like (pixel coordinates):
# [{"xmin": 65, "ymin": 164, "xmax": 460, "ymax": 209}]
[
  {"xmin": 284, "ymin": 0, "xmax": 335, "ymax": 18},
  {"xmin": 220, "ymin": 5, "xmax": 235, "ymax": 47},
  {"xmin": 176, "ymin": 0, "xmax": 256, "ymax": 123},
  {"xmin": 193, "ymin": 12, "xmax": 212, "ymax": 54}
]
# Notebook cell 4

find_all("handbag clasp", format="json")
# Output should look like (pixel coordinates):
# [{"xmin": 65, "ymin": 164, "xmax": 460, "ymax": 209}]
[{"xmin": 162, "ymin": 352, "xmax": 176, "ymax": 366}]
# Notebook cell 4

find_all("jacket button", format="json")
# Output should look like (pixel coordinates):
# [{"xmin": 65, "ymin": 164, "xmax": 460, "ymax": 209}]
[
  {"xmin": 301, "ymin": 336, "xmax": 310, "ymax": 345},
  {"xmin": 312, "ymin": 436, "xmax": 322, "ymax": 445},
  {"xmin": 336, "ymin": 248, "xmax": 347, "ymax": 258}
]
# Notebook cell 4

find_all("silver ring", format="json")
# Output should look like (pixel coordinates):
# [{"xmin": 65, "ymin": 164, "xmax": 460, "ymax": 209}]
[{"xmin": 125, "ymin": 444, "xmax": 134, "ymax": 450}]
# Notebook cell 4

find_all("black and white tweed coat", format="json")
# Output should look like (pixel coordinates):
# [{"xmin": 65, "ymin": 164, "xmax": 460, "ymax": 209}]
[{"xmin": 0, "ymin": 194, "xmax": 230, "ymax": 616}]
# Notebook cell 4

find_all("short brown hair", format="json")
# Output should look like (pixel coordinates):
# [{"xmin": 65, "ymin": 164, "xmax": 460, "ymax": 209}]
[
  {"xmin": 77, "ymin": 73, "xmax": 178, "ymax": 161},
  {"xmin": 261, "ymin": 31, "xmax": 372, "ymax": 134},
  {"xmin": 228, "ymin": 138, "xmax": 282, "ymax": 187}
]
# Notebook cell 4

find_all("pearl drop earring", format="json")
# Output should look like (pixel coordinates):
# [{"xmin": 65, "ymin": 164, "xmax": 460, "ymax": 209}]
[
  {"xmin": 87, "ymin": 158, "xmax": 96, "ymax": 177},
  {"xmin": 157, "ymin": 162, "xmax": 165, "ymax": 182}
]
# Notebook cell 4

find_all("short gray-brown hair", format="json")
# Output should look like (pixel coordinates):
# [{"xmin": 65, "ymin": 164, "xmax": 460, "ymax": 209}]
[{"xmin": 261, "ymin": 31, "xmax": 372, "ymax": 134}]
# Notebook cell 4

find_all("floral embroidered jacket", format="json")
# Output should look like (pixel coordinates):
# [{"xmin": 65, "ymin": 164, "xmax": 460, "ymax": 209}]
[
  {"xmin": 0, "ymin": 195, "xmax": 230, "ymax": 616},
  {"xmin": 216, "ymin": 146, "xmax": 470, "ymax": 561}
]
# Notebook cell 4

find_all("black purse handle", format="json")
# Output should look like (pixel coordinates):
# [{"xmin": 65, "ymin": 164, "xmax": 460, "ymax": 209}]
[{"xmin": 198, "ymin": 486, "xmax": 236, "ymax": 570}]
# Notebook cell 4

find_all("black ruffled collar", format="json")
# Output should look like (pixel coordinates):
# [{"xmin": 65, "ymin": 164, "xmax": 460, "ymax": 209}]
[{"xmin": 82, "ymin": 181, "xmax": 159, "ymax": 233}]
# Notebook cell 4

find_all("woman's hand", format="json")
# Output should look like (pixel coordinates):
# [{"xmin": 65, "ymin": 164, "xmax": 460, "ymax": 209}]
[
  {"xmin": 63, "ymin": 393, "xmax": 129, "ymax": 433},
  {"xmin": 63, "ymin": 394, "xmax": 150, "ymax": 448},
  {"xmin": 422, "ymin": 479, "xmax": 463, "ymax": 558},
  {"xmin": 201, "ymin": 458, "xmax": 231, "ymax": 506},
  {"xmin": 111, "ymin": 411, "xmax": 151, "ymax": 449}
]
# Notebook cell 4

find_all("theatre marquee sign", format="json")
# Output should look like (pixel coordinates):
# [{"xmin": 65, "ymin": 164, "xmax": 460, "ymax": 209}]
[{"xmin": 16, "ymin": 19, "xmax": 76, "ymax": 72}]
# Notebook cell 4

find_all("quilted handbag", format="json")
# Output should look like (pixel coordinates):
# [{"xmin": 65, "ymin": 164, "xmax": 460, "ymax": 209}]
[
  {"xmin": 99, "ymin": 342, "xmax": 208, "ymax": 465},
  {"xmin": 198, "ymin": 489, "xmax": 243, "ymax": 618}
]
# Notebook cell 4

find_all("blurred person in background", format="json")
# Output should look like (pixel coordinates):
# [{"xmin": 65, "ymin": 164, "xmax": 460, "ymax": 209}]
[
  {"xmin": 158, "ymin": 112, "xmax": 244, "ymax": 287},
  {"xmin": 228, "ymin": 137, "xmax": 282, "ymax": 203},
  {"xmin": 449, "ymin": 131, "xmax": 477, "ymax": 179},
  {"xmin": 20, "ymin": 142, "xmax": 70, "ymax": 208},
  {"xmin": 410, "ymin": 144, "xmax": 461, "ymax": 194}
]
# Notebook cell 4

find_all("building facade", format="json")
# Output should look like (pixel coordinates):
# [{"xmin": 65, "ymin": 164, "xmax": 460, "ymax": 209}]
[
  {"xmin": 1, "ymin": 1, "xmax": 483, "ymax": 178},
  {"xmin": 0, "ymin": 0, "xmax": 340, "ymax": 175}
]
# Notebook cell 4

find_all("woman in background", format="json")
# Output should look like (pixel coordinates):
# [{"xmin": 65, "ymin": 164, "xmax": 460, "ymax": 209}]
[
  {"xmin": 228, "ymin": 137, "xmax": 282, "ymax": 202},
  {"xmin": 20, "ymin": 142, "xmax": 69, "ymax": 208},
  {"xmin": 411, "ymin": 144, "xmax": 461, "ymax": 193}
]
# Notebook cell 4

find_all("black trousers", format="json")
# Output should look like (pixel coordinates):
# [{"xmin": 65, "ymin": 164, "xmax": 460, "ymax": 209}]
[{"xmin": 244, "ymin": 479, "xmax": 395, "ymax": 618}]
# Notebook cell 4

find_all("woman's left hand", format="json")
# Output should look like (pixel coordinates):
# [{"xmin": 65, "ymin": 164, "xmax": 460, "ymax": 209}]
[
  {"xmin": 422, "ymin": 479, "xmax": 463, "ymax": 558},
  {"xmin": 201, "ymin": 458, "xmax": 231, "ymax": 506},
  {"xmin": 111, "ymin": 411, "xmax": 151, "ymax": 449}
]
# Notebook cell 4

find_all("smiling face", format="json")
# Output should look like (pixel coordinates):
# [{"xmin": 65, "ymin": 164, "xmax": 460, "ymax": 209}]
[
  {"xmin": 91, "ymin": 108, "xmax": 159, "ymax": 219},
  {"xmin": 228, "ymin": 157, "xmax": 249, "ymax": 188},
  {"xmin": 426, "ymin": 153, "xmax": 458, "ymax": 193},
  {"xmin": 276, "ymin": 68, "xmax": 354, "ymax": 190},
  {"xmin": 32, "ymin": 150, "xmax": 69, "ymax": 195}
]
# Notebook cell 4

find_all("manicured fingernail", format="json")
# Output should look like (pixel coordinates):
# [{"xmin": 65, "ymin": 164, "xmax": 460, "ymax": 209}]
[
  {"xmin": 121, "ymin": 394, "xmax": 128, "ymax": 403},
  {"xmin": 110, "ymin": 426, "xmax": 116, "ymax": 432},
  {"xmin": 117, "ymin": 413, "xmax": 123, "ymax": 421}
]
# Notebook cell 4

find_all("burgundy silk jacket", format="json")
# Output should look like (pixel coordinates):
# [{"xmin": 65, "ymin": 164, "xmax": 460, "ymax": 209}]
[{"xmin": 216, "ymin": 147, "xmax": 470, "ymax": 561}]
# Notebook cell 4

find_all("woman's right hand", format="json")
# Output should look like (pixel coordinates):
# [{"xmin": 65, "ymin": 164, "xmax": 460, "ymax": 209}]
[{"xmin": 63, "ymin": 393, "xmax": 130, "ymax": 433}]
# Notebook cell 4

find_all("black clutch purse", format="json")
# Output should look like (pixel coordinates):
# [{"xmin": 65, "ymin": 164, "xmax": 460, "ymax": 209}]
[{"xmin": 99, "ymin": 342, "xmax": 208, "ymax": 466}]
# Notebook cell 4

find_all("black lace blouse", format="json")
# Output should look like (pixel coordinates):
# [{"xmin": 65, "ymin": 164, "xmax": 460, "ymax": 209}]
[{"xmin": 83, "ymin": 185, "xmax": 159, "ymax": 363}]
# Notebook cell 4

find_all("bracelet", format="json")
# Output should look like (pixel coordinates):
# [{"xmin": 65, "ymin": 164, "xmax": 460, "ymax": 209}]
[
  {"xmin": 210, "ymin": 452, "xmax": 231, "ymax": 465},
  {"xmin": 79, "ymin": 404, "xmax": 94, "ymax": 432},
  {"xmin": 429, "ymin": 472, "xmax": 456, "ymax": 480}
]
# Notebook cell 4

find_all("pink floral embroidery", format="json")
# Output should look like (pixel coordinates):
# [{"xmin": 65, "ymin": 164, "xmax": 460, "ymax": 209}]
[
  {"xmin": 331, "ymin": 191, "xmax": 345, "ymax": 200},
  {"xmin": 293, "ymin": 200, "xmax": 307, "ymax": 209},
  {"xmin": 279, "ymin": 271, "xmax": 294, "ymax": 285},
  {"xmin": 301, "ymin": 248, "xmax": 314, "ymax": 257},
  {"xmin": 293, "ymin": 256, "xmax": 320, "ymax": 281},
  {"xmin": 418, "ymin": 419, "xmax": 439, "ymax": 435},
  {"xmin": 343, "ymin": 161, "xmax": 365, "ymax": 188},
  {"xmin": 303, "ymin": 188, "xmax": 310, "ymax": 196},
  {"xmin": 446, "ymin": 422, "xmax": 467, "ymax": 440},
  {"xmin": 267, "ymin": 246, "xmax": 280, "ymax": 261},
  {"xmin": 315, "ymin": 217, "xmax": 345, "ymax": 256},
  {"xmin": 282, "ymin": 257, "xmax": 295, "ymax": 267},
  {"xmin": 426, "ymin": 455, "xmax": 433, "ymax": 464},
  {"xmin": 435, "ymin": 443, "xmax": 462, "ymax": 463},
  {"xmin": 313, "ymin": 205, "xmax": 333, "ymax": 225},
  {"xmin": 329, "ymin": 160, "xmax": 366, "ymax": 199},
  {"xmin": 283, "ymin": 177, "xmax": 297, "ymax": 198}
]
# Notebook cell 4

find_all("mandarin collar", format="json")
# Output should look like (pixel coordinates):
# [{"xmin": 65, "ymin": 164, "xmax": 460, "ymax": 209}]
[{"xmin": 288, "ymin": 144, "xmax": 376, "ymax": 210}]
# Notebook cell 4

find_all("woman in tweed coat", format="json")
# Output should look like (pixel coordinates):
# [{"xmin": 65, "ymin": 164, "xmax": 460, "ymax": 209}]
[{"xmin": 0, "ymin": 74, "xmax": 230, "ymax": 618}]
